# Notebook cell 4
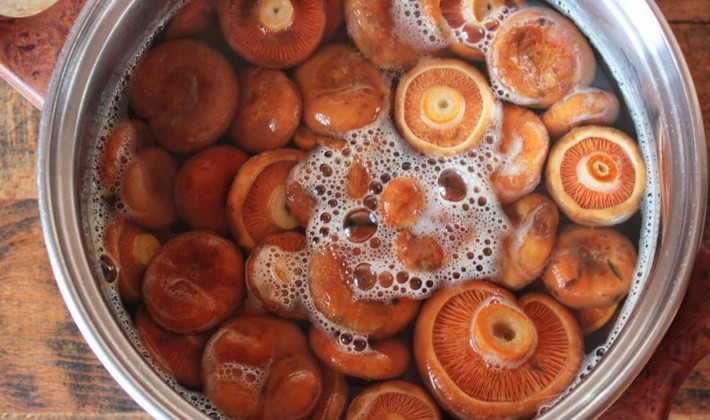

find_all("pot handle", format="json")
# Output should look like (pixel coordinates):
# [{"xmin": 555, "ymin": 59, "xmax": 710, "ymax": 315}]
[
  {"xmin": 0, "ymin": 0, "xmax": 86, "ymax": 109},
  {"xmin": 0, "ymin": 0, "xmax": 707, "ymax": 417}
]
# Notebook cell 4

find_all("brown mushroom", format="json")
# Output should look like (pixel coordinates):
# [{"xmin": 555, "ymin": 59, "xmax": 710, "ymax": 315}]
[
  {"xmin": 294, "ymin": 44, "xmax": 389, "ymax": 136},
  {"xmin": 395, "ymin": 58, "xmax": 494, "ymax": 156},
  {"xmin": 134, "ymin": 306, "xmax": 208, "ymax": 390},
  {"xmin": 121, "ymin": 146, "xmax": 179, "ymax": 231},
  {"xmin": 345, "ymin": 0, "xmax": 435, "ymax": 70},
  {"xmin": 292, "ymin": 125, "xmax": 343, "ymax": 151},
  {"xmin": 542, "ymin": 224, "xmax": 637, "ymax": 310},
  {"xmin": 100, "ymin": 119, "xmax": 154, "ymax": 189},
  {"xmin": 142, "ymin": 230, "xmax": 245, "ymax": 334},
  {"xmin": 129, "ymin": 39, "xmax": 239, "ymax": 154},
  {"xmin": 496, "ymin": 193, "xmax": 559, "ymax": 290},
  {"xmin": 311, "ymin": 366, "xmax": 349, "ymax": 420},
  {"xmin": 103, "ymin": 217, "xmax": 161, "ymax": 304},
  {"xmin": 202, "ymin": 315, "xmax": 323, "ymax": 419},
  {"xmin": 542, "ymin": 87, "xmax": 621, "ymax": 138},
  {"xmin": 347, "ymin": 380, "xmax": 441, "ymax": 420},
  {"xmin": 216, "ymin": 0, "xmax": 326, "ymax": 68},
  {"xmin": 414, "ymin": 280, "xmax": 584, "ymax": 418},
  {"xmin": 245, "ymin": 231, "xmax": 308, "ymax": 320},
  {"xmin": 165, "ymin": 0, "xmax": 222, "ymax": 45},
  {"xmin": 173, "ymin": 145, "xmax": 249, "ymax": 235},
  {"xmin": 309, "ymin": 326, "xmax": 411, "ymax": 381},
  {"xmin": 487, "ymin": 7, "xmax": 596, "ymax": 108},
  {"xmin": 490, "ymin": 103, "xmax": 550, "ymax": 204},
  {"xmin": 226, "ymin": 149, "xmax": 306, "ymax": 250},
  {"xmin": 545, "ymin": 125, "xmax": 646, "ymax": 226},
  {"xmin": 572, "ymin": 303, "xmax": 619, "ymax": 335},
  {"xmin": 228, "ymin": 67, "xmax": 302, "ymax": 153}
]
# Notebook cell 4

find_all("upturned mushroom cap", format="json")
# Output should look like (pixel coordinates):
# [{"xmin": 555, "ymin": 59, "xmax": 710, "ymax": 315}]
[
  {"xmin": 217, "ymin": 0, "xmax": 326, "ymax": 68},
  {"xmin": 347, "ymin": 380, "xmax": 442, "ymax": 420},
  {"xmin": 226, "ymin": 149, "xmax": 306, "ymax": 250},
  {"xmin": 545, "ymin": 125, "xmax": 646, "ymax": 226},
  {"xmin": 414, "ymin": 280, "xmax": 584, "ymax": 419},
  {"xmin": 395, "ymin": 58, "xmax": 494, "ymax": 156}
]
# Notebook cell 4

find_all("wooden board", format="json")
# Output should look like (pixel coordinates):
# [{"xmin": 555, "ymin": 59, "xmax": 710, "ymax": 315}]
[{"xmin": 0, "ymin": 0, "xmax": 707, "ymax": 417}]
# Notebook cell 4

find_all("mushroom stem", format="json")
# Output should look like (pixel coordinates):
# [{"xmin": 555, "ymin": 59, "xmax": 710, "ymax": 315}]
[
  {"xmin": 470, "ymin": 299, "xmax": 537, "ymax": 367},
  {"xmin": 259, "ymin": 0, "xmax": 295, "ymax": 32}
]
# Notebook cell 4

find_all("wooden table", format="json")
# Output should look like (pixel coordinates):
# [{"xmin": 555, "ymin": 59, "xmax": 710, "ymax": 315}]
[{"xmin": 0, "ymin": 0, "xmax": 707, "ymax": 418}]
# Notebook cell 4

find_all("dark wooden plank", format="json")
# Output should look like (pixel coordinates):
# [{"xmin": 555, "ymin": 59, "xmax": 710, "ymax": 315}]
[{"xmin": 0, "ymin": 198, "xmax": 144, "ymax": 415}]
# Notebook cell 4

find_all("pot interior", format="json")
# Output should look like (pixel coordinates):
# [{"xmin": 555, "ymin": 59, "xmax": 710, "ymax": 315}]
[{"xmin": 38, "ymin": 0, "xmax": 706, "ymax": 418}]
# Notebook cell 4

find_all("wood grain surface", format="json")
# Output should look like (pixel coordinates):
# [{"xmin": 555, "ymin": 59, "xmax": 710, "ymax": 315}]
[{"xmin": 0, "ymin": 0, "xmax": 707, "ymax": 418}]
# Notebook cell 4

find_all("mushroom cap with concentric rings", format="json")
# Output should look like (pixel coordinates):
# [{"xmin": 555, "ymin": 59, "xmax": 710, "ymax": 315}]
[
  {"xmin": 414, "ymin": 280, "xmax": 584, "ymax": 419},
  {"xmin": 545, "ymin": 125, "xmax": 646, "ymax": 226},
  {"xmin": 395, "ymin": 58, "xmax": 494, "ymax": 156}
]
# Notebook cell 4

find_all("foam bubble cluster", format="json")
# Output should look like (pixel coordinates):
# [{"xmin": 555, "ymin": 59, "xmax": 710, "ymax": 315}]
[{"xmin": 250, "ymin": 106, "xmax": 512, "ymax": 351}]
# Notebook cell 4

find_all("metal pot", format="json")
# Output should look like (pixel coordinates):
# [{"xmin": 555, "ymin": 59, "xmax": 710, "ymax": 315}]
[{"xmin": 38, "ymin": 0, "xmax": 707, "ymax": 418}]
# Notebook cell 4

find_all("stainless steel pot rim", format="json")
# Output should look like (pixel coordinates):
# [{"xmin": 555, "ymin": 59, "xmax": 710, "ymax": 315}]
[{"xmin": 37, "ymin": 0, "xmax": 707, "ymax": 419}]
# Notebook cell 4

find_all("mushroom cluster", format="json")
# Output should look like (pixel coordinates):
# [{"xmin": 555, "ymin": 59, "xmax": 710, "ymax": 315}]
[{"xmin": 91, "ymin": 0, "xmax": 647, "ymax": 418}]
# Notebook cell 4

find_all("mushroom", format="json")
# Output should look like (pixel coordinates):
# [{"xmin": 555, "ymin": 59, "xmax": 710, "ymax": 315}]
[
  {"xmin": 487, "ymin": 7, "xmax": 596, "ymax": 108},
  {"xmin": 202, "ymin": 315, "xmax": 323, "ymax": 419},
  {"xmin": 347, "ymin": 380, "xmax": 441, "ymax": 419},
  {"xmin": 542, "ymin": 87, "xmax": 621, "ymax": 138},
  {"xmin": 496, "ymin": 193, "xmax": 559, "ymax": 290},
  {"xmin": 134, "ymin": 306, "xmax": 208, "ymax": 390},
  {"xmin": 173, "ymin": 145, "xmax": 249, "ymax": 235},
  {"xmin": 572, "ymin": 303, "xmax": 619, "ymax": 335},
  {"xmin": 395, "ymin": 58, "xmax": 494, "ymax": 156},
  {"xmin": 217, "ymin": 0, "xmax": 326, "ymax": 68},
  {"xmin": 414, "ymin": 280, "xmax": 584, "ymax": 418},
  {"xmin": 228, "ymin": 67, "xmax": 302, "ymax": 153},
  {"xmin": 395, "ymin": 230, "xmax": 445, "ymax": 272},
  {"xmin": 129, "ymin": 39, "xmax": 239, "ymax": 154},
  {"xmin": 309, "ymin": 326, "xmax": 411, "ymax": 381},
  {"xmin": 545, "ymin": 125, "xmax": 646, "ymax": 226},
  {"xmin": 142, "ymin": 230, "xmax": 245, "ymax": 334},
  {"xmin": 99, "ymin": 119, "xmax": 153, "ymax": 189},
  {"xmin": 379, "ymin": 177, "xmax": 426, "ymax": 228},
  {"xmin": 103, "ymin": 217, "xmax": 161, "ymax": 304},
  {"xmin": 439, "ymin": 0, "xmax": 527, "ymax": 60},
  {"xmin": 294, "ymin": 44, "xmax": 389, "ymax": 136},
  {"xmin": 121, "ymin": 146, "xmax": 179, "ymax": 231},
  {"xmin": 309, "ymin": 246, "xmax": 421, "ymax": 339},
  {"xmin": 311, "ymin": 366, "xmax": 349, "ymax": 420},
  {"xmin": 490, "ymin": 103, "xmax": 550, "ymax": 204},
  {"xmin": 345, "ymin": 0, "xmax": 432, "ymax": 70},
  {"xmin": 226, "ymin": 149, "xmax": 306, "ymax": 250},
  {"xmin": 164, "ymin": 0, "xmax": 222, "ymax": 45},
  {"xmin": 245, "ymin": 231, "xmax": 308, "ymax": 320},
  {"xmin": 542, "ymin": 224, "xmax": 637, "ymax": 310}
]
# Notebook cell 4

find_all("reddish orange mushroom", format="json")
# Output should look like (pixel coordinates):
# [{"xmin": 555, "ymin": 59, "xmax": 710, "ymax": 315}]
[
  {"xmin": 542, "ymin": 87, "xmax": 621, "ymax": 138},
  {"xmin": 226, "ymin": 149, "xmax": 307, "ymax": 250},
  {"xmin": 100, "ymin": 119, "xmax": 153, "ymax": 189},
  {"xmin": 143, "ymin": 230, "xmax": 245, "ymax": 334},
  {"xmin": 545, "ymin": 125, "xmax": 646, "ymax": 226},
  {"xmin": 173, "ymin": 145, "xmax": 249, "ymax": 235},
  {"xmin": 488, "ymin": 7, "xmax": 596, "ymax": 108},
  {"xmin": 217, "ymin": 0, "xmax": 326, "ymax": 68},
  {"xmin": 294, "ymin": 44, "xmax": 389, "ymax": 136},
  {"xmin": 202, "ymin": 315, "xmax": 323, "ymax": 419},
  {"xmin": 414, "ymin": 280, "xmax": 584, "ymax": 418},
  {"xmin": 309, "ymin": 327, "xmax": 411, "ymax": 381},
  {"xmin": 542, "ymin": 224, "xmax": 637, "ymax": 309},
  {"xmin": 228, "ymin": 67, "xmax": 302, "ymax": 153},
  {"xmin": 347, "ymin": 380, "xmax": 441, "ymax": 420},
  {"xmin": 129, "ymin": 39, "xmax": 239, "ymax": 153},
  {"xmin": 395, "ymin": 59, "xmax": 494, "ymax": 155},
  {"xmin": 103, "ymin": 217, "xmax": 161, "ymax": 304},
  {"xmin": 134, "ymin": 306, "xmax": 208, "ymax": 390}
]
